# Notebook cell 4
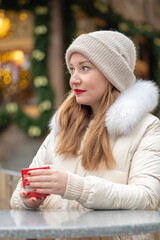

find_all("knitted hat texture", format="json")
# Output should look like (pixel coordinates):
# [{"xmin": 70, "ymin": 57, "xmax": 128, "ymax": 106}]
[{"xmin": 65, "ymin": 31, "xmax": 137, "ymax": 92}]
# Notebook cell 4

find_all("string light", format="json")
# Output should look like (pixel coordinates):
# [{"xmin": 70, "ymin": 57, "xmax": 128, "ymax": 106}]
[
  {"xmin": 32, "ymin": 50, "xmax": 46, "ymax": 61},
  {"xmin": 34, "ymin": 76, "xmax": 48, "ymax": 87},
  {"xmin": 0, "ymin": 2, "xmax": 53, "ymax": 138},
  {"xmin": 19, "ymin": 12, "xmax": 28, "ymax": 21},
  {"xmin": 39, "ymin": 100, "xmax": 52, "ymax": 112},
  {"xmin": 3, "ymin": 73, "xmax": 11, "ymax": 85},
  {"xmin": 0, "ymin": 17, "xmax": 10, "ymax": 38},
  {"xmin": 154, "ymin": 38, "xmax": 160, "ymax": 47},
  {"xmin": 6, "ymin": 102, "xmax": 18, "ymax": 113},
  {"xmin": 12, "ymin": 50, "xmax": 24, "ymax": 65},
  {"xmin": 94, "ymin": 0, "xmax": 108, "ymax": 13},
  {"xmin": 35, "ymin": 6, "xmax": 48, "ymax": 15},
  {"xmin": 34, "ymin": 25, "xmax": 48, "ymax": 35},
  {"xmin": 28, "ymin": 126, "xmax": 41, "ymax": 137},
  {"xmin": 18, "ymin": 0, "xmax": 29, "ymax": 6},
  {"xmin": 118, "ymin": 23, "xmax": 129, "ymax": 32}
]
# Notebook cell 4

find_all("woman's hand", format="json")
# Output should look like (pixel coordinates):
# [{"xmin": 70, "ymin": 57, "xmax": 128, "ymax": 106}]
[
  {"xmin": 23, "ymin": 168, "xmax": 68, "ymax": 197},
  {"xmin": 19, "ymin": 188, "xmax": 47, "ymax": 209}
]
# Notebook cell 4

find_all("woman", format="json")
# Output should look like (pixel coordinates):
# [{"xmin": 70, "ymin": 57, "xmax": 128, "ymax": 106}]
[{"xmin": 10, "ymin": 30, "xmax": 160, "ymax": 239}]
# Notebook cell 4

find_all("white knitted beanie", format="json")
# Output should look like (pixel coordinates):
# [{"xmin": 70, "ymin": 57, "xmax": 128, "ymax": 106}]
[{"xmin": 65, "ymin": 30, "xmax": 137, "ymax": 92}]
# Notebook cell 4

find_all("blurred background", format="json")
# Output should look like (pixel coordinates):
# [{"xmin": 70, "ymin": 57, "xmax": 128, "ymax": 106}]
[{"xmin": 0, "ymin": 0, "xmax": 160, "ymax": 209}]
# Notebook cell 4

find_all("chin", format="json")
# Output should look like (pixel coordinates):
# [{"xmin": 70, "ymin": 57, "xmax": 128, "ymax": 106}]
[
  {"xmin": 75, "ymin": 97, "xmax": 91, "ymax": 106},
  {"xmin": 76, "ymin": 101, "xmax": 90, "ymax": 108},
  {"xmin": 76, "ymin": 98, "xmax": 85, "ymax": 105}
]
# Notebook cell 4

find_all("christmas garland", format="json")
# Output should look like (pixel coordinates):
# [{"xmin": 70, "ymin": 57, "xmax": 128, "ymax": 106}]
[
  {"xmin": 0, "ymin": 0, "xmax": 53, "ymax": 137},
  {"xmin": 68, "ymin": 0, "xmax": 160, "ymax": 118}
]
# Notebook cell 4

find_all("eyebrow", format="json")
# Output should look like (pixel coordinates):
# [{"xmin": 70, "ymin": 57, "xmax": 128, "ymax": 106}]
[{"xmin": 69, "ymin": 60, "xmax": 91, "ymax": 66}]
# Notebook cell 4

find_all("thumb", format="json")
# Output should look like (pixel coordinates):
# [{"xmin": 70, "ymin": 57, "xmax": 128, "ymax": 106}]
[{"xmin": 19, "ymin": 188, "xmax": 28, "ymax": 198}]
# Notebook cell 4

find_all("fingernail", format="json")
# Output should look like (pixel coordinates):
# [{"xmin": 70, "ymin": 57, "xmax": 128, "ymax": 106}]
[
  {"xmin": 24, "ymin": 178, "xmax": 28, "ymax": 182},
  {"xmin": 23, "ymin": 192, "xmax": 26, "ymax": 195},
  {"xmin": 26, "ymin": 182, "xmax": 30, "ymax": 186},
  {"xmin": 33, "ymin": 188, "xmax": 37, "ymax": 192},
  {"xmin": 32, "ymin": 199, "xmax": 36, "ymax": 202},
  {"xmin": 28, "ymin": 172, "xmax": 31, "ymax": 175}
]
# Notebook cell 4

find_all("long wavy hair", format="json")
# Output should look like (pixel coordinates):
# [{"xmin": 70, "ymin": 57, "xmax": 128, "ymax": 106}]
[{"xmin": 56, "ymin": 82, "xmax": 120, "ymax": 170}]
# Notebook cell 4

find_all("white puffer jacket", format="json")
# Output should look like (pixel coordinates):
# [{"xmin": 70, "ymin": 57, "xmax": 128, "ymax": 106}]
[{"xmin": 10, "ymin": 80, "xmax": 160, "ymax": 239}]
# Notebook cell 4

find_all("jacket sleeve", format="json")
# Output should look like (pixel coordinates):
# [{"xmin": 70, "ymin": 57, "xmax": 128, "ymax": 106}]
[
  {"xmin": 10, "ymin": 132, "xmax": 53, "ymax": 209},
  {"xmin": 63, "ymin": 118, "xmax": 160, "ymax": 210}
]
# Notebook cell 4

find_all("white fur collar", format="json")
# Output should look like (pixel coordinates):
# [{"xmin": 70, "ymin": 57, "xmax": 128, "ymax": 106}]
[
  {"xmin": 50, "ymin": 80, "xmax": 159, "ymax": 137},
  {"xmin": 49, "ymin": 112, "xmax": 59, "ymax": 135},
  {"xmin": 105, "ymin": 80, "xmax": 159, "ymax": 136}
]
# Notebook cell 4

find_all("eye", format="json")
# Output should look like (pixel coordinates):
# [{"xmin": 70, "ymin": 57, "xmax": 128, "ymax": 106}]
[
  {"xmin": 69, "ymin": 67, "xmax": 75, "ymax": 74},
  {"xmin": 81, "ymin": 65, "xmax": 90, "ymax": 71}
]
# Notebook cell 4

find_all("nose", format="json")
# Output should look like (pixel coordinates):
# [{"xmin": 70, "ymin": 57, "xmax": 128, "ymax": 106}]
[{"xmin": 70, "ymin": 71, "xmax": 81, "ymax": 86}]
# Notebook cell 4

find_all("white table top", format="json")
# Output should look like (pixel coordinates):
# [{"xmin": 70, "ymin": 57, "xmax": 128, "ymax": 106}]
[{"xmin": 0, "ymin": 209, "xmax": 160, "ymax": 239}]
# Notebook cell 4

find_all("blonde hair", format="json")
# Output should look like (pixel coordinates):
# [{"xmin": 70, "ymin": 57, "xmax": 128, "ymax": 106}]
[{"xmin": 56, "ymin": 82, "xmax": 119, "ymax": 170}]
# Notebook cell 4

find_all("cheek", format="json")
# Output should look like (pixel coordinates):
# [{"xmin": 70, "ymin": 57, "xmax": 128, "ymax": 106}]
[
  {"xmin": 94, "ymin": 81, "xmax": 108, "ymax": 98},
  {"xmin": 94, "ymin": 78, "xmax": 108, "ymax": 91},
  {"xmin": 97, "ymin": 88, "xmax": 106, "ymax": 99},
  {"xmin": 69, "ymin": 78, "xmax": 73, "ymax": 88}
]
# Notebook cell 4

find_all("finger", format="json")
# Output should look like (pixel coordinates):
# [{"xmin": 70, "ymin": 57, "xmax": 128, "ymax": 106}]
[
  {"xmin": 23, "ymin": 196, "xmax": 46, "ymax": 208},
  {"xmin": 29, "ymin": 196, "xmax": 47, "ymax": 205},
  {"xmin": 30, "ymin": 197, "xmax": 37, "ymax": 202},
  {"xmin": 32, "ymin": 188, "xmax": 52, "ymax": 195},
  {"xmin": 27, "ymin": 181, "xmax": 54, "ymax": 189},
  {"xmin": 24, "ymin": 175, "xmax": 53, "ymax": 183},
  {"xmin": 28, "ymin": 169, "xmax": 54, "ymax": 176},
  {"xmin": 19, "ymin": 188, "xmax": 28, "ymax": 198},
  {"xmin": 36, "ymin": 196, "xmax": 47, "ymax": 201}
]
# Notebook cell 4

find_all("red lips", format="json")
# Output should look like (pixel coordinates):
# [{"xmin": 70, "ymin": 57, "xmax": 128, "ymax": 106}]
[{"xmin": 74, "ymin": 89, "xmax": 86, "ymax": 95}]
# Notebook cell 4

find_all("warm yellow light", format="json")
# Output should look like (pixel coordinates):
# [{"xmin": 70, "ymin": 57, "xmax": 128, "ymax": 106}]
[
  {"xmin": 12, "ymin": 50, "xmax": 24, "ymax": 66},
  {"xmin": 1, "ymin": 53, "xmax": 10, "ymax": 62},
  {"xmin": 3, "ymin": 74, "xmax": 11, "ymax": 85},
  {"xmin": 0, "ymin": 17, "xmax": 10, "ymax": 38},
  {"xmin": 19, "ymin": 79, "xmax": 28, "ymax": 89},
  {"xmin": 20, "ymin": 12, "xmax": 28, "ymax": 21}
]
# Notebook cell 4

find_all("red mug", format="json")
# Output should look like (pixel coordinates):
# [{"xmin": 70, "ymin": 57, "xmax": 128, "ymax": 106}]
[{"xmin": 21, "ymin": 166, "xmax": 50, "ymax": 198}]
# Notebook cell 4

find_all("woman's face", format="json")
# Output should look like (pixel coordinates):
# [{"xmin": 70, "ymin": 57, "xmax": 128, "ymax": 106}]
[{"xmin": 69, "ymin": 53, "xmax": 109, "ymax": 115}]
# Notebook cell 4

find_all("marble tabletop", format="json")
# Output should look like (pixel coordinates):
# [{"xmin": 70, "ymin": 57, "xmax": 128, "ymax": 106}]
[{"xmin": 0, "ymin": 209, "xmax": 160, "ymax": 239}]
